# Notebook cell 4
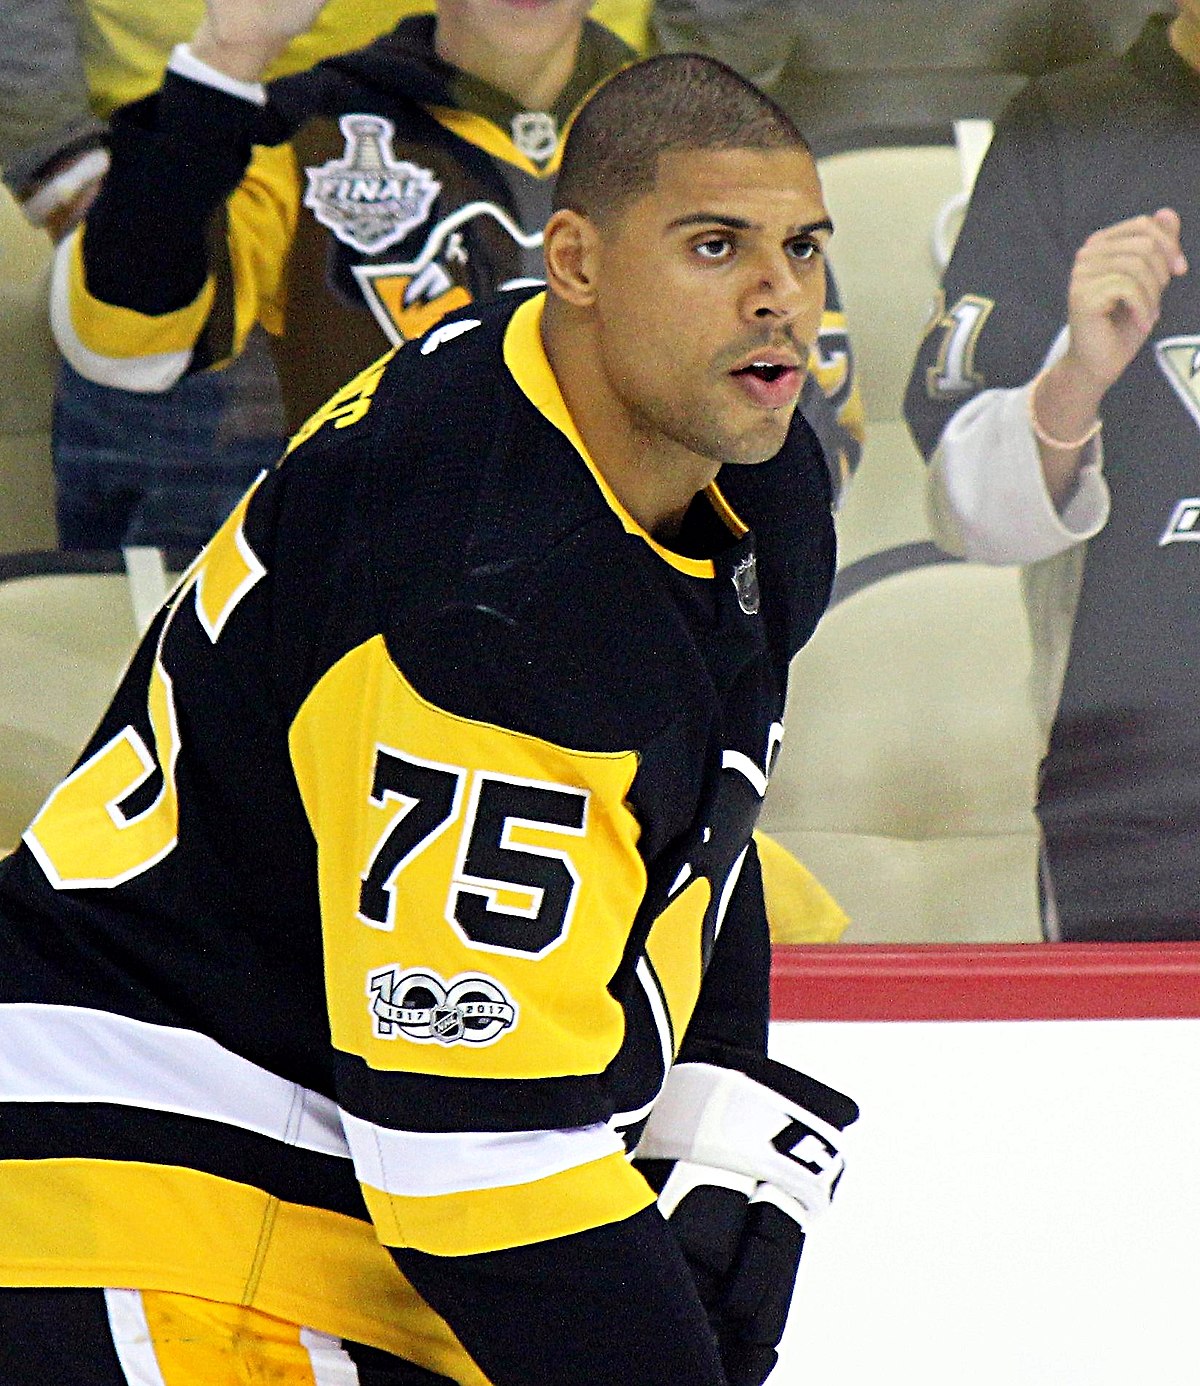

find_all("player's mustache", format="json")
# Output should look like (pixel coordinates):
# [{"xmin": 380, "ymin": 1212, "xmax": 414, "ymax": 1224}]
[{"xmin": 715, "ymin": 326, "xmax": 809, "ymax": 370}]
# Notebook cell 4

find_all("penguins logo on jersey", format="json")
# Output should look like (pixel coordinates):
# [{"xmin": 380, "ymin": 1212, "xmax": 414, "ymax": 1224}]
[
  {"xmin": 367, "ymin": 964, "xmax": 518, "ymax": 1046},
  {"xmin": 1154, "ymin": 337, "xmax": 1200, "ymax": 546},
  {"xmin": 304, "ymin": 114, "xmax": 442, "ymax": 255},
  {"xmin": 353, "ymin": 201, "xmax": 545, "ymax": 344},
  {"xmin": 1155, "ymin": 335, "xmax": 1200, "ymax": 429}
]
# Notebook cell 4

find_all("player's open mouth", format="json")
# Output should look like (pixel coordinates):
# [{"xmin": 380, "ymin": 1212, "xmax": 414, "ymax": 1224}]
[{"xmin": 730, "ymin": 360, "xmax": 803, "ymax": 409}]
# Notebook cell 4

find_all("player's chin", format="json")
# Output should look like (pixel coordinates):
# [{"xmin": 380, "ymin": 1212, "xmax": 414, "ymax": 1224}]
[{"xmin": 720, "ymin": 412, "xmax": 799, "ymax": 467}]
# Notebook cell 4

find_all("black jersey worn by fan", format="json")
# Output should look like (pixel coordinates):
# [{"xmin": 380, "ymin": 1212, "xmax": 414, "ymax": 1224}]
[
  {"xmin": 0, "ymin": 289, "xmax": 836, "ymax": 1380},
  {"xmin": 905, "ymin": 15, "xmax": 1200, "ymax": 941}
]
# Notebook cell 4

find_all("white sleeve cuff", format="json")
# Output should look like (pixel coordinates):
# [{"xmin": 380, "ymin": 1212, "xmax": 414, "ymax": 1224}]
[
  {"xmin": 168, "ymin": 42, "xmax": 268, "ymax": 106},
  {"xmin": 927, "ymin": 380, "xmax": 1109, "ymax": 564},
  {"xmin": 21, "ymin": 149, "xmax": 111, "ymax": 227},
  {"xmin": 635, "ymin": 1062, "xmax": 846, "ymax": 1218}
]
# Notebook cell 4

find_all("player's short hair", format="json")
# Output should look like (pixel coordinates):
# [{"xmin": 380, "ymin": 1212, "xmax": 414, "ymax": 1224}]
[{"xmin": 553, "ymin": 53, "xmax": 811, "ymax": 224}]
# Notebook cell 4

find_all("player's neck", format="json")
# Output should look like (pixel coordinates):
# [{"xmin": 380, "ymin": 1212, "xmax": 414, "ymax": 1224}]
[
  {"xmin": 541, "ymin": 308, "xmax": 720, "ymax": 544},
  {"xmin": 1169, "ymin": 12, "xmax": 1200, "ymax": 74},
  {"xmin": 434, "ymin": 21, "xmax": 581, "ymax": 111}
]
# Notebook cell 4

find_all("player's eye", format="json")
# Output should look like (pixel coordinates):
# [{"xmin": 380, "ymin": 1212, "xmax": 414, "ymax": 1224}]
[
  {"xmin": 787, "ymin": 236, "xmax": 821, "ymax": 262},
  {"xmin": 693, "ymin": 235, "xmax": 734, "ymax": 261}
]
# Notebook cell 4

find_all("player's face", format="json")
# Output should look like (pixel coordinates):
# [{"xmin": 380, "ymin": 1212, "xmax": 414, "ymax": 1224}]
[
  {"xmin": 590, "ymin": 145, "xmax": 830, "ymax": 470},
  {"xmin": 435, "ymin": 0, "xmax": 593, "ymax": 57}
]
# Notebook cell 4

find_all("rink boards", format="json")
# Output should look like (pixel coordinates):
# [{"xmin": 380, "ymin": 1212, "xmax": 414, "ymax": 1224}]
[{"xmin": 769, "ymin": 944, "xmax": 1200, "ymax": 1386}]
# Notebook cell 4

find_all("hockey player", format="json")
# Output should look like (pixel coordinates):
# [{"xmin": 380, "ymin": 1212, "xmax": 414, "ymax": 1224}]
[
  {"xmin": 903, "ymin": 4, "xmax": 1197, "ymax": 941},
  {"xmin": 49, "ymin": 0, "xmax": 863, "ymax": 515},
  {"xmin": 0, "ymin": 52, "xmax": 857, "ymax": 1386}
]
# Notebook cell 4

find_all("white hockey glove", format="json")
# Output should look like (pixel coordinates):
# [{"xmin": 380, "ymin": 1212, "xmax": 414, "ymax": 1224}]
[{"xmin": 634, "ymin": 1053, "xmax": 858, "ymax": 1386}]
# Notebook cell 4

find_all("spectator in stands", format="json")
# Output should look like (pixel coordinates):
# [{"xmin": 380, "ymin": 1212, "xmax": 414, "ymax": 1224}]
[
  {"xmin": 48, "ymin": 0, "xmax": 863, "ymax": 509},
  {"xmin": 0, "ymin": 0, "xmax": 425, "ymax": 550},
  {"xmin": 650, "ymin": 0, "xmax": 803, "ymax": 91},
  {"xmin": 903, "ymin": 4, "xmax": 1200, "ymax": 941},
  {"xmin": 0, "ymin": 2, "xmax": 653, "ymax": 555}
]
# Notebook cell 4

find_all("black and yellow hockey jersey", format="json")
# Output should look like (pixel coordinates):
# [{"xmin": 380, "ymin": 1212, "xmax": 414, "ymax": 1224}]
[
  {"xmin": 0, "ymin": 290, "xmax": 835, "ymax": 1373},
  {"xmin": 52, "ymin": 15, "xmax": 864, "ymax": 498}
]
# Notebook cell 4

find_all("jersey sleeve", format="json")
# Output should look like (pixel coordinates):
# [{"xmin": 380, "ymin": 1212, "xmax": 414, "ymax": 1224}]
[
  {"xmin": 901, "ymin": 85, "xmax": 1109, "ymax": 562},
  {"xmin": 287, "ymin": 621, "xmax": 660, "ymax": 1259},
  {"xmin": 48, "ymin": 65, "xmax": 298, "ymax": 392}
]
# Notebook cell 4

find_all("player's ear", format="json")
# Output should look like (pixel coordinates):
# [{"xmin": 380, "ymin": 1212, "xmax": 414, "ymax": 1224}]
[{"xmin": 543, "ymin": 208, "xmax": 600, "ymax": 308}]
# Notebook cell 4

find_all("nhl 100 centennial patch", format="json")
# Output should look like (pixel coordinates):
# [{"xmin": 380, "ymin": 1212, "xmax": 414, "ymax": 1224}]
[{"xmin": 368, "ymin": 964, "xmax": 518, "ymax": 1046}]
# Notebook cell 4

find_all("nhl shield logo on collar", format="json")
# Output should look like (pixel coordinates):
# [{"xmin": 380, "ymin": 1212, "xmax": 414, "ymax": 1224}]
[
  {"xmin": 511, "ymin": 111, "xmax": 559, "ymax": 163},
  {"xmin": 732, "ymin": 553, "xmax": 761, "ymax": 615},
  {"xmin": 304, "ymin": 114, "xmax": 442, "ymax": 255}
]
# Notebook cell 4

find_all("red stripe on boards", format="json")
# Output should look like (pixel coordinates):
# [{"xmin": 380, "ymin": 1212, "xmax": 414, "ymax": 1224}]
[{"xmin": 770, "ymin": 943, "xmax": 1200, "ymax": 1022}]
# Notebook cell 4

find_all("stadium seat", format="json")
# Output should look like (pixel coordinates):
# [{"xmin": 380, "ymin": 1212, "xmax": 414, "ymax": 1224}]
[
  {"xmin": 817, "ymin": 134, "xmax": 991, "ymax": 565},
  {"xmin": 758, "ymin": 139, "xmax": 1044, "ymax": 943},
  {"xmin": 0, "ymin": 551, "xmax": 153, "ymax": 853},
  {"xmin": 0, "ymin": 187, "xmax": 58, "ymax": 554},
  {"xmin": 761, "ymin": 564, "xmax": 1042, "ymax": 944}
]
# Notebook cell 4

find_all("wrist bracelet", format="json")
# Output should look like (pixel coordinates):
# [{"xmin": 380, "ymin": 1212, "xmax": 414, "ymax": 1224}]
[{"xmin": 1029, "ymin": 370, "xmax": 1102, "ymax": 450}]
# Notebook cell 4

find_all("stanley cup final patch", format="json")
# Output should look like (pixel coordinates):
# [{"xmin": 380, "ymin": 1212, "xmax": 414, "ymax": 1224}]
[
  {"xmin": 304, "ymin": 114, "xmax": 442, "ymax": 255},
  {"xmin": 367, "ymin": 964, "xmax": 518, "ymax": 1046}
]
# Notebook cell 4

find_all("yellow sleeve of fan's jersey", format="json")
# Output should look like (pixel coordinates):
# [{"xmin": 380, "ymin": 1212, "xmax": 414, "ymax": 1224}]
[
  {"xmin": 55, "ymin": 139, "xmax": 298, "ymax": 388},
  {"xmin": 590, "ymin": 0, "xmax": 653, "ymax": 51}
]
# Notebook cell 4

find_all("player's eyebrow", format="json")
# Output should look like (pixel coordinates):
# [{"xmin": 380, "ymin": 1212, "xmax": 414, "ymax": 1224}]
[{"xmin": 667, "ymin": 213, "xmax": 835, "ymax": 236}]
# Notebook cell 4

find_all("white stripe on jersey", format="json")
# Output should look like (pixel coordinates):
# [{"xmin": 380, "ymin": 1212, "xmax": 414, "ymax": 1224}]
[
  {"xmin": 301, "ymin": 1326, "xmax": 362, "ymax": 1385},
  {"xmin": 50, "ymin": 231, "xmax": 195, "ymax": 394},
  {"xmin": 339, "ymin": 1109, "xmax": 623, "ymax": 1197},
  {"xmin": 0, "ymin": 1002, "xmax": 350, "ymax": 1158},
  {"xmin": 105, "ymin": 1289, "xmax": 168, "ymax": 1386}
]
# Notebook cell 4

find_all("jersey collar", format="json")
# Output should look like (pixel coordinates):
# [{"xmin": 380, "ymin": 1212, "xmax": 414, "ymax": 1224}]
[{"xmin": 502, "ymin": 293, "xmax": 749, "ymax": 579}]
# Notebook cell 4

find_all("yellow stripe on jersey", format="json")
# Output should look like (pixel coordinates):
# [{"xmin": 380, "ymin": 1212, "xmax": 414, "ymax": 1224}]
[
  {"xmin": 0, "ymin": 1158, "xmax": 487, "ymax": 1376},
  {"xmin": 755, "ymin": 830, "xmax": 850, "ymax": 944},
  {"xmin": 363, "ymin": 1149, "xmax": 655, "ymax": 1256},
  {"xmin": 289, "ymin": 636, "xmax": 645, "ymax": 1082},
  {"xmin": 68, "ymin": 227, "xmax": 215, "ymax": 358},
  {"xmin": 642, "ymin": 877, "xmax": 711, "ymax": 1052},
  {"xmin": 131, "ymin": 1289, "xmax": 491, "ymax": 1386},
  {"xmin": 190, "ymin": 481, "xmax": 268, "ymax": 641},
  {"xmin": 224, "ymin": 141, "xmax": 302, "ymax": 353},
  {"xmin": 503, "ymin": 294, "xmax": 748, "ymax": 578},
  {"xmin": 135, "ymin": 1293, "xmax": 318, "ymax": 1386}
]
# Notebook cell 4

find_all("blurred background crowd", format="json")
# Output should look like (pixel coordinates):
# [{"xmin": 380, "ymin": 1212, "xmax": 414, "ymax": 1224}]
[{"xmin": 0, "ymin": 0, "xmax": 1186, "ymax": 947}]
